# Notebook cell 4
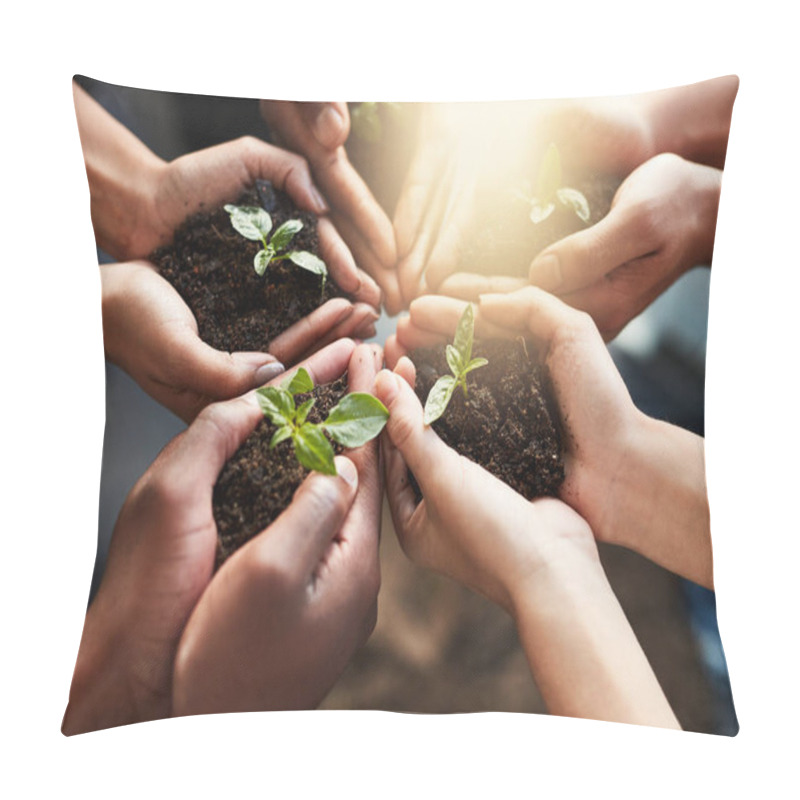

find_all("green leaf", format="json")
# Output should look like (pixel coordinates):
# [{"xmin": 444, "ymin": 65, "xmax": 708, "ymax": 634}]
[
  {"xmin": 254, "ymin": 247, "xmax": 273, "ymax": 276},
  {"xmin": 529, "ymin": 199, "xmax": 555, "ymax": 224},
  {"xmin": 557, "ymin": 187, "xmax": 591, "ymax": 223},
  {"xmin": 445, "ymin": 344, "xmax": 463, "ymax": 377},
  {"xmin": 286, "ymin": 250, "xmax": 328, "ymax": 278},
  {"xmin": 281, "ymin": 366, "xmax": 315, "ymax": 395},
  {"xmin": 256, "ymin": 386, "xmax": 295, "ymax": 426},
  {"xmin": 453, "ymin": 304, "xmax": 475, "ymax": 363},
  {"xmin": 537, "ymin": 143, "xmax": 562, "ymax": 203},
  {"xmin": 293, "ymin": 424, "xmax": 337, "ymax": 475},
  {"xmin": 225, "ymin": 204, "xmax": 273, "ymax": 241},
  {"xmin": 296, "ymin": 397, "xmax": 316, "ymax": 426},
  {"xmin": 270, "ymin": 425, "xmax": 293, "ymax": 449},
  {"xmin": 423, "ymin": 374, "xmax": 457, "ymax": 425},
  {"xmin": 270, "ymin": 219, "xmax": 303, "ymax": 252},
  {"xmin": 463, "ymin": 356, "xmax": 489, "ymax": 376},
  {"xmin": 323, "ymin": 393, "xmax": 389, "ymax": 448}
]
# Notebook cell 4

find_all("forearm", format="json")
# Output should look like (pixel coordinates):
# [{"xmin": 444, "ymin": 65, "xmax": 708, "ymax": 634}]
[
  {"xmin": 73, "ymin": 81, "xmax": 165, "ymax": 260},
  {"xmin": 511, "ymin": 555, "xmax": 679, "ymax": 728},
  {"xmin": 608, "ymin": 414, "xmax": 713, "ymax": 588},
  {"xmin": 641, "ymin": 75, "xmax": 738, "ymax": 169}
]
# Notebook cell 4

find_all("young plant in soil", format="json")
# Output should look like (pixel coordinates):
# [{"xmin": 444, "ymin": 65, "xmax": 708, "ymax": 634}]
[
  {"xmin": 423, "ymin": 304, "xmax": 488, "ymax": 424},
  {"xmin": 212, "ymin": 369, "xmax": 388, "ymax": 567},
  {"xmin": 153, "ymin": 180, "xmax": 349, "ymax": 353},
  {"xmin": 224, "ymin": 203, "xmax": 328, "ymax": 291},
  {"xmin": 256, "ymin": 367, "xmax": 389, "ymax": 476},
  {"xmin": 412, "ymin": 309, "xmax": 564, "ymax": 501},
  {"xmin": 517, "ymin": 142, "xmax": 591, "ymax": 225}
]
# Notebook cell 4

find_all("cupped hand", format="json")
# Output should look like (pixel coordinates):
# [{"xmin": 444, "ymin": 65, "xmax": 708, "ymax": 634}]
[
  {"xmin": 374, "ymin": 357, "xmax": 599, "ymax": 614},
  {"xmin": 526, "ymin": 153, "xmax": 722, "ymax": 339},
  {"xmin": 101, "ymin": 260, "xmax": 380, "ymax": 422},
  {"xmin": 260, "ymin": 100, "xmax": 399, "ymax": 311},
  {"xmin": 389, "ymin": 292, "xmax": 639, "ymax": 548},
  {"xmin": 396, "ymin": 291, "xmax": 713, "ymax": 588},
  {"xmin": 63, "ymin": 340, "xmax": 383, "ymax": 733},
  {"xmin": 172, "ymin": 342, "xmax": 384, "ymax": 715},
  {"xmin": 145, "ymin": 136, "xmax": 381, "ymax": 309}
]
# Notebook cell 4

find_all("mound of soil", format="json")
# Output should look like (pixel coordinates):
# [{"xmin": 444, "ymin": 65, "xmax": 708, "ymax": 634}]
[
  {"xmin": 152, "ymin": 180, "xmax": 348, "ymax": 353},
  {"xmin": 460, "ymin": 170, "xmax": 622, "ymax": 278},
  {"xmin": 212, "ymin": 374, "xmax": 348, "ymax": 568},
  {"xmin": 410, "ymin": 338, "xmax": 564, "ymax": 500}
]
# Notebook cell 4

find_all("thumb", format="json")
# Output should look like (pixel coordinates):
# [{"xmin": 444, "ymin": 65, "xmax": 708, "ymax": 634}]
[
  {"xmin": 167, "ymin": 327, "xmax": 285, "ymax": 401},
  {"xmin": 373, "ymin": 363, "xmax": 458, "ymax": 488},
  {"xmin": 528, "ymin": 200, "xmax": 650, "ymax": 294},
  {"xmin": 299, "ymin": 102, "xmax": 350, "ymax": 149}
]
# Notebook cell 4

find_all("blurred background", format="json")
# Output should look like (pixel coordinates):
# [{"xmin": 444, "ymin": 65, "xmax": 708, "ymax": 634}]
[{"xmin": 75, "ymin": 77, "xmax": 737, "ymax": 735}]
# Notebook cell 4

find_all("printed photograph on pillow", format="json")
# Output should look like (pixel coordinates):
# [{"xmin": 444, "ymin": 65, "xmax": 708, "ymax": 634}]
[{"xmin": 63, "ymin": 75, "xmax": 738, "ymax": 735}]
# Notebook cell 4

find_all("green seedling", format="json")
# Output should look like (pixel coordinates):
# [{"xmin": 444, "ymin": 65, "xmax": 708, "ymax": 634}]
[
  {"xmin": 256, "ymin": 367, "xmax": 389, "ymax": 476},
  {"xmin": 423, "ymin": 304, "xmax": 488, "ymax": 425},
  {"xmin": 350, "ymin": 102, "xmax": 403, "ymax": 143},
  {"xmin": 224, "ymin": 204, "xmax": 328, "ymax": 290},
  {"xmin": 517, "ymin": 143, "xmax": 590, "ymax": 225}
]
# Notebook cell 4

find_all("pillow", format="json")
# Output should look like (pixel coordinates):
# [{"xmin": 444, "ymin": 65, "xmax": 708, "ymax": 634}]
[{"xmin": 65, "ymin": 75, "xmax": 738, "ymax": 735}]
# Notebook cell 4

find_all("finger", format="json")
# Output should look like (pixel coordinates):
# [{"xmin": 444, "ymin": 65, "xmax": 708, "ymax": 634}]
[
  {"xmin": 527, "ymin": 198, "xmax": 655, "ymax": 294},
  {"xmin": 422, "ymin": 168, "xmax": 478, "ymax": 291},
  {"xmin": 317, "ymin": 216, "xmax": 381, "ymax": 307},
  {"xmin": 296, "ymin": 303, "xmax": 380, "ymax": 363},
  {"xmin": 393, "ymin": 137, "xmax": 447, "ymax": 260},
  {"xmin": 479, "ymin": 287, "xmax": 598, "ymax": 350},
  {"xmin": 408, "ymin": 296, "xmax": 508, "ymax": 341},
  {"xmin": 329, "ymin": 209, "xmax": 403, "ymax": 313},
  {"xmin": 384, "ymin": 333, "xmax": 409, "ymax": 370},
  {"xmin": 268, "ymin": 299, "xmax": 354, "ymax": 365},
  {"xmin": 437, "ymin": 272, "xmax": 528, "ymax": 301},
  {"xmin": 273, "ymin": 337, "xmax": 357, "ymax": 390},
  {"xmin": 160, "ymin": 393, "xmax": 265, "ymax": 493},
  {"xmin": 254, "ymin": 455, "xmax": 359, "ymax": 575},
  {"xmin": 396, "ymin": 153, "xmax": 457, "ymax": 306},
  {"xmin": 165, "ymin": 326, "xmax": 286, "ymax": 398},
  {"xmin": 297, "ymin": 102, "xmax": 350, "ymax": 149},
  {"xmin": 314, "ymin": 150, "xmax": 397, "ymax": 270},
  {"xmin": 373, "ymin": 367, "xmax": 458, "ymax": 487},
  {"xmin": 394, "ymin": 315, "xmax": 448, "ymax": 352},
  {"xmin": 230, "ymin": 136, "xmax": 329, "ymax": 215},
  {"xmin": 381, "ymin": 432, "xmax": 422, "ymax": 545}
]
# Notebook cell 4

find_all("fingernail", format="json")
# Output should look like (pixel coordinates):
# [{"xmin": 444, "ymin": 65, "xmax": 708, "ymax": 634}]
[
  {"xmin": 253, "ymin": 360, "xmax": 285, "ymax": 386},
  {"xmin": 310, "ymin": 185, "xmax": 329, "ymax": 214},
  {"xmin": 335, "ymin": 456, "xmax": 358, "ymax": 487},
  {"xmin": 529, "ymin": 253, "xmax": 562, "ymax": 292},
  {"xmin": 313, "ymin": 106, "xmax": 344, "ymax": 149},
  {"xmin": 374, "ymin": 370, "xmax": 400, "ymax": 406}
]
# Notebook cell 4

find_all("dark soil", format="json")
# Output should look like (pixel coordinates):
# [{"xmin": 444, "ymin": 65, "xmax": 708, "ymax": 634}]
[
  {"xmin": 460, "ymin": 169, "xmax": 622, "ymax": 278},
  {"xmin": 410, "ymin": 338, "xmax": 564, "ymax": 500},
  {"xmin": 152, "ymin": 181, "xmax": 347, "ymax": 353},
  {"xmin": 212, "ymin": 374, "xmax": 348, "ymax": 568}
]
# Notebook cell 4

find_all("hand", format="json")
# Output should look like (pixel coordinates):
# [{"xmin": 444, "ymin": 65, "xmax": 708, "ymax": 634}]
[
  {"xmin": 526, "ymin": 153, "xmax": 722, "ymax": 340},
  {"xmin": 101, "ymin": 260, "xmax": 380, "ymax": 422},
  {"xmin": 73, "ymin": 84, "xmax": 381, "ymax": 309},
  {"xmin": 172, "ymin": 342, "xmax": 383, "ymax": 716},
  {"xmin": 394, "ymin": 290, "xmax": 713, "ymax": 588},
  {"xmin": 374, "ymin": 358, "xmax": 678, "ymax": 727},
  {"xmin": 374, "ymin": 358, "xmax": 598, "ymax": 613},
  {"xmin": 260, "ymin": 100, "xmax": 400, "ymax": 311},
  {"xmin": 63, "ymin": 340, "xmax": 383, "ymax": 733}
]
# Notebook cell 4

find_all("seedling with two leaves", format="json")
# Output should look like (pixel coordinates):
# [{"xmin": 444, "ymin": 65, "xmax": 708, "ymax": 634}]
[
  {"xmin": 423, "ymin": 304, "xmax": 488, "ymax": 425},
  {"xmin": 517, "ymin": 142, "xmax": 590, "ymax": 225},
  {"xmin": 224, "ymin": 204, "xmax": 328, "ymax": 290},
  {"xmin": 256, "ymin": 368, "xmax": 389, "ymax": 476}
]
